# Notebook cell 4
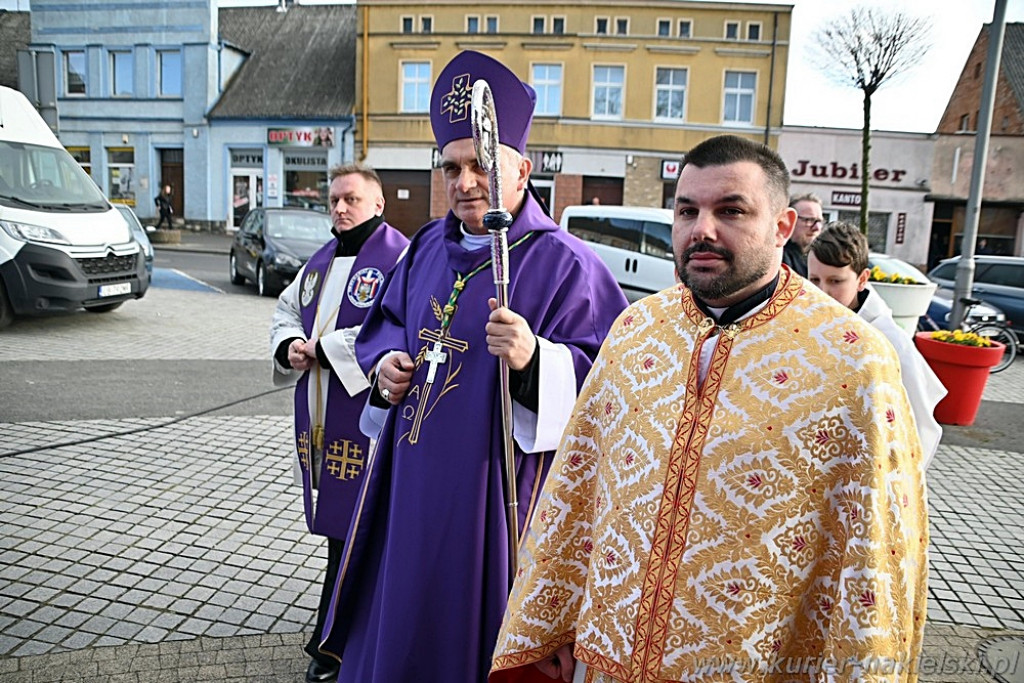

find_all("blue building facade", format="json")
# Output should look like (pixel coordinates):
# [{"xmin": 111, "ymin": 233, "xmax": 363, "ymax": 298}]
[{"xmin": 16, "ymin": 1, "xmax": 356, "ymax": 230}]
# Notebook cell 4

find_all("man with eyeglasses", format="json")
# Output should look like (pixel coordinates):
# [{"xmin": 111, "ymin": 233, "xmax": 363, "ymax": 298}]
[{"xmin": 781, "ymin": 192, "xmax": 824, "ymax": 277}]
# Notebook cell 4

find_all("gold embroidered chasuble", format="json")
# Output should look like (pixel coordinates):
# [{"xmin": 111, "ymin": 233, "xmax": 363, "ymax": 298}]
[{"xmin": 491, "ymin": 272, "xmax": 928, "ymax": 683}]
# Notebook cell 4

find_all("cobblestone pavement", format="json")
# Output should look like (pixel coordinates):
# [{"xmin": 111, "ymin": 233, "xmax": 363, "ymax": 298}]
[{"xmin": 1, "ymin": 278, "xmax": 1023, "ymax": 681}]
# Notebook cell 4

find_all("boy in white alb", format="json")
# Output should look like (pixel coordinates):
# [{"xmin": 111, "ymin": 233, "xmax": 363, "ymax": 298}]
[{"xmin": 808, "ymin": 220, "xmax": 946, "ymax": 466}]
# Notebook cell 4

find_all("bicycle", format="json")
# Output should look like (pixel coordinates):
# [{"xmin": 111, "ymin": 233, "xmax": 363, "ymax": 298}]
[{"xmin": 918, "ymin": 296, "xmax": 1019, "ymax": 373}]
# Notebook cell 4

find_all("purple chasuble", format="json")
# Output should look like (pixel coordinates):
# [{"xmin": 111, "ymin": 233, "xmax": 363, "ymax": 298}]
[
  {"xmin": 320, "ymin": 193, "xmax": 627, "ymax": 681},
  {"xmin": 294, "ymin": 223, "xmax": 408, "ymax": 540}
]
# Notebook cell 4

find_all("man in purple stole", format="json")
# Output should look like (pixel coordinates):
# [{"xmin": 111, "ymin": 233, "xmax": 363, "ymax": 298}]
[
  {"xmin": 317, "ymin": 51, "xmax": 628, "ymax": 682},
  {"xmin": 270, "ymin": 164, "xmax": 408, "ymax": 683}
]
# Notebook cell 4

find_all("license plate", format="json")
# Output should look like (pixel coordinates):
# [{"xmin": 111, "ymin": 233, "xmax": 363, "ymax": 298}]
[{"xmin": 98, "ymin": 282, "xmax": 132, "ymax": 297}]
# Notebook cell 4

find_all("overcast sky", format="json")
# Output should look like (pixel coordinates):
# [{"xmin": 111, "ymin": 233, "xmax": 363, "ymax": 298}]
[{"xmin": 3, "ymin": 0, "xmax": 1020, "ymax": 133}]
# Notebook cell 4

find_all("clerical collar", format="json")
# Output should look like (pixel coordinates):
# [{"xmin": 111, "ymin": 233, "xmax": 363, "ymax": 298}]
[
  {"xmin": 459, "ymin": 223, "xmax": 491, "ymax": 251},
  {"xmin": 693, "ymin": 273, "xmax": 781, "ymax": 326},
  {"xmin": 334, "ymin": 214, "xmax": 383, "ymax": 257}
]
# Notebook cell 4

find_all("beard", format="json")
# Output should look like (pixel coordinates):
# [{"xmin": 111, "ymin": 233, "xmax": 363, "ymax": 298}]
[{"xmin": 675, "ymin": 241, "xmax": 774, "ymax": 302}]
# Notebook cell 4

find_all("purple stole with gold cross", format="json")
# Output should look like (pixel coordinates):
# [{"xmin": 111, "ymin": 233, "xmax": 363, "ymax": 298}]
[{"xmin": 294, "ymin": 223, "xmax": 408, "ymax": 539}]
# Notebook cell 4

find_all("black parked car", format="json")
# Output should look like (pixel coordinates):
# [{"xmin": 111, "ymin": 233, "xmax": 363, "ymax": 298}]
[
  {"xmin": 928, "ymin": 255, "xmax": 1024, "ymax": 335},
  {"xmin": 229, "ymin": 207, "xmax": 333, "ymax": 296}
]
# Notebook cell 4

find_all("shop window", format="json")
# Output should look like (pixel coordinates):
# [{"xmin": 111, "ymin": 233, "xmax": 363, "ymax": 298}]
[
  {"xmin": 284, "ymin": 152, "xmax": 328, "ymax": 212},
  {"xmin": 107, "ymin": 148, "xmax": 135, "ymax": 206},
  {"xmin": 68, "ymin": 147, "xmax": 92, "ymax": 177}
]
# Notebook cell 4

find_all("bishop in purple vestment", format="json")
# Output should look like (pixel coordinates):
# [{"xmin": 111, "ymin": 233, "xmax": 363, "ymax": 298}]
[{"xmin": 317, "ymin": 51, "xmax": 628, "ymax": 682}]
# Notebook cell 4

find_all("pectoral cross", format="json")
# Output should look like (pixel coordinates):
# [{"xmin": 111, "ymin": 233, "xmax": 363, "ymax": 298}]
[
  {"xmin": 424, "ymin": 341, "xmax": 448, "ymax": 384},
  {"xmin": 409, "ymin": 326, "xmax": 469, "ymax": 444}
]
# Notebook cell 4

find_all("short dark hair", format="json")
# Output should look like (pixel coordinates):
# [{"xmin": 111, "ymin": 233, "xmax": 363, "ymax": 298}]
[
  {"xmin": 329, "ymin": 163, "xmax": 383, "ymax": 188},
  {"xmin": 810, "ymin": 221, "xmax": 869, "ymax": 273},
  {"xmin": 679, "ymin": 135, "xmax": 790, "ymax": 210}
]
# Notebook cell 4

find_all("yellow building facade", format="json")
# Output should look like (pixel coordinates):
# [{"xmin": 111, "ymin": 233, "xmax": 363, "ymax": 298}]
[{"xmin": 355, "ymin": 0, "xmax": 791, "ymax": 232}]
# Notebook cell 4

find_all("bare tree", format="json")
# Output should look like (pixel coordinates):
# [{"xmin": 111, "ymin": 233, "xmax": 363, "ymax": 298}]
[{"xmin": 810, "ymin": 8, "xmax": 931, "ymax": 236}]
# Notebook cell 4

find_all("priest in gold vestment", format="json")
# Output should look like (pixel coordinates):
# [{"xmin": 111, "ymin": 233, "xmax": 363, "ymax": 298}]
[{"xmin": 491, "ymin": 135, "xmax": 928, "ymax": 683}]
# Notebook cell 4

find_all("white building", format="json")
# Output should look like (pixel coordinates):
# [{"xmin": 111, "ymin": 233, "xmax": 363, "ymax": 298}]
[{"xmin": 778, "ymin": 126, "xmax": 936, "ymax": 269}]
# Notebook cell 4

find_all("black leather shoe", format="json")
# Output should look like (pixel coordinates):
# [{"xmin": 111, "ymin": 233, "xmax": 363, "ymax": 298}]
[{"xmin": 306, "ymin": 658, "xmax": 340, "ymax": 683}]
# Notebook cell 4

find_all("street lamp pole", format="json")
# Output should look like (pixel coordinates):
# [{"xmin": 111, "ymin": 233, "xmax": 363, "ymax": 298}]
[{"xmin": 951, "ymin": 0, "xmax": 1008, "ymax": 329}]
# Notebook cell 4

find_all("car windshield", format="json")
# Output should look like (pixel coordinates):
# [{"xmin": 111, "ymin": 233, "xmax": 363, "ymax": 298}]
[
  {"xmin": 870, "ymin": 254, "xmax": 929, "ymax": 283},
  {"xmin": 0, "ymin": 140, "xmax": 109, "ymax": 210},
  {"xmin": 267, "ymin": 212, "xmax": 333, "ymax": 242}
]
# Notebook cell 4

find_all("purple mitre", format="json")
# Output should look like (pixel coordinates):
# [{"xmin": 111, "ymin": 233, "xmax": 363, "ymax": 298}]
[{"xmin": 429, "ymin": 50, "xmax": 536, "ymax": 155}]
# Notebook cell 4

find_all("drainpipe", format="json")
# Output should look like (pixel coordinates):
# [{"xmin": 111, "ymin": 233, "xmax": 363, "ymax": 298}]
[
  {"xmin": 361, "ymin": 5, "xmax": 369, "ymax": 161},
  {"xmin": 764, "ymin": 11, "xmax": 778, "ymax": 146}
]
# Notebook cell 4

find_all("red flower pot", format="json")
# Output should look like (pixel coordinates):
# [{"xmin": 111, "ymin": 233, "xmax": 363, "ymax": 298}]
[{"xmin": 913, "ymin": 332, "xmax": 1005, "ymax": 426}]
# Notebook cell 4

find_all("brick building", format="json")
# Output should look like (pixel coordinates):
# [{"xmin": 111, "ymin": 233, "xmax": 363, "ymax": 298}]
[{"xmin": 929, "ymin": 22, "xmax": 1024, "ymax": 267}]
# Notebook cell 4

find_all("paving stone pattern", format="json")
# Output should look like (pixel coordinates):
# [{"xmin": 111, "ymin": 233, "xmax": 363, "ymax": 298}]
[{"xmin": 0, "ymin": 275, "xmax": 1022, "ymax": 682}]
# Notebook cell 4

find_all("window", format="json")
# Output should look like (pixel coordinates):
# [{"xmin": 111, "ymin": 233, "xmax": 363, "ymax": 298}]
[
  {"xmin": 158, "ymin": 49, "xmax": 182, "ymax": 97},
  {"xmin": 64, "ymin": 50, "xmax": 86, "ymax": 96},
  {"xmin": 466, "ymin": 15, "xmax": 479, "ymax": 33},
  {"xmin": 615, "ymin": 18, "xmax": 629, "ymax": 35},
  {"xmin": 959, "ymin": 113, "xmax": 971, "ymax": 131},
  {"xmin": 552, "ymin": 16, "xmax": 565, "ymax": 35},
  {"xmin": 723, "ymin": 70, "xmax": 756, "ymax": 125},
  {"xmin": 532, "ymin": 63, "xmax": 563, "ymax": 116},
  {"xmin": 110, "ymin": 50, "xmax": 133, "ymax": 96},
  {"xmin": 655, "ymin": 67, "xmax": 687, "ymax": 121},
  {"xmin": 107, "ymin": 148, "xmax": 135, "ymax": 206},
  {"xmin": 747, "ymin": 22, "xmax": 761, "ymax": 41},
  {"xmin": 678, "ymin": 20, "xmax": 692, "ymax": 38},
  {"xmin": 402, "ymin": 16, "xmax": 414, "ymax": 33},
  {"xmin": 68, "ymin": 147, "xmax": 92, "ymax": 177},
  {"xmin": 641, "ymin": 220, "xmax": 673, "ymax": 260},
  {"xmin": 421, "ymin": 16, "xmax": 432, "ymax": 33},
  {"xmin": 532, "ymin": 16, "xmax": 545, "ymax": 34},
  {"xmin": 401, "ymin": 61, "xmax": 431, "ymax": 113},
  {"xmin": 657, "ymin": 19, "xmax": 671, "ymax": 37},
  {"xmin": 974, "ymin": 63, "xmax": 982, "ymax": 79},
  {"xmin": 485, "ymin": 16, "xmax": 498, "ymax": 33},
  {"xmin": 725, "ymin": 21, "xmax": 739, "ymax": 40},
  {"xmin": 595, "ymin": 17, "xmax": 608, "ymax": 34},
  {"xmin": 592, "ymin": 65, "xmax": 624, "ymax": 119}
]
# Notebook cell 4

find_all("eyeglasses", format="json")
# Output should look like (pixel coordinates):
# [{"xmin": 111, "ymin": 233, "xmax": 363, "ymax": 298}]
[{"xmin": 797, "ymin": 216, "xmax": 824, "ymax": 227}]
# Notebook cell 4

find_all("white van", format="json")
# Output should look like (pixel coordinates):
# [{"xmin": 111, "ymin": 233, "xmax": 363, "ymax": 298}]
[
  {"xmin": 0, "ymin": 85, "xmax": 147, "ymax": 328},
  {"xmin": 560, "ymin": 205, "xmax": 676, "ymax": 301}
]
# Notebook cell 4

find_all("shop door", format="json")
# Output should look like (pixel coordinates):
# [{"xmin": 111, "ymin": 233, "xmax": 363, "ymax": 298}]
[
  {"xmin": 159, "ymin": 150, "xmax": 184, "ymax": 217},
  {"xmin": 231, "ymin": 172, "xmax": 263, "ymax": 230}
]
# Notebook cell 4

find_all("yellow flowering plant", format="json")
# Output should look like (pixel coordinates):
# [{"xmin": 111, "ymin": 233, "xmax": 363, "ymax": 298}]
[
  {"xmin": 869, "ymin": 265, "xmax": 921, "ymax": 285},
  {"xmin": 929, "ymin": 329, "xmax": 995, "ymax": 347}
]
